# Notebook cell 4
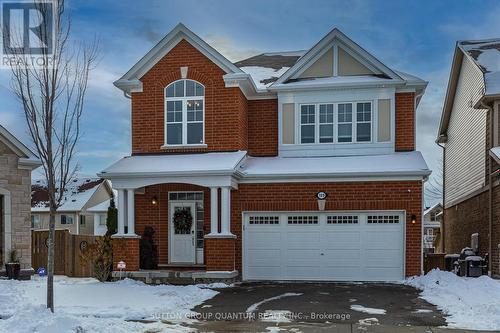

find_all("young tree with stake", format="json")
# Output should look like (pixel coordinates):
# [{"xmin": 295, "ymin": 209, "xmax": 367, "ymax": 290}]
[{"xmin": 9, "ymin": 0, "xmax": 98, "ymax": 312}]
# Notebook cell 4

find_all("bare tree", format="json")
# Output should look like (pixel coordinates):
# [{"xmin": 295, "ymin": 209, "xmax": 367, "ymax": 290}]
[
  {"xmin": 425, "ymin": 157, "xmax": 443, "ymax": 206},
  {"xmin": 9, "ymin": 0, "xmax": 98, "ymax": 312}
]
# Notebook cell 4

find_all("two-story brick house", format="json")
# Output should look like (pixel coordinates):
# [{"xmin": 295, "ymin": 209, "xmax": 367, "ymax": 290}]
[
  {"xmin": 100, "ymin": 24, "xmax": 430, "ymax": 282},
  {"xmin": 438, "ymin": 38, "xmax": 500, "ymax": 276}
]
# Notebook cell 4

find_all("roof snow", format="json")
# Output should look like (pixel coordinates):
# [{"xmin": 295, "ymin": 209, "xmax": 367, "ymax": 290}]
[
  {"xmin": 234, "ymin": 51, "xmax": 305, "ymax": 89},
  {"xmin": 31, "ymin": 178, "xmax": 105, "ymax": 212},
  {"xmin": 459, "ymin": 39, "xmax": 500, "ymax": 95}
]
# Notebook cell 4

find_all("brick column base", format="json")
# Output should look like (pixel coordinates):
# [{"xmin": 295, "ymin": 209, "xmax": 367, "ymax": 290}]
[
  {"xmin": 205, "ymin": 236, "xmax": 236, "ymax": 271},
  {"xmin": 112, "ymin": 236, "xmax": 140, "ymax": 271}
]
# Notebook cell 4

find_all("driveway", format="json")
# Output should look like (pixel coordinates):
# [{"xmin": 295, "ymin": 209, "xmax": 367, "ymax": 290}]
[{"xmin": 189, "ymin": 282, "xmax": 475, "ymax": 333}]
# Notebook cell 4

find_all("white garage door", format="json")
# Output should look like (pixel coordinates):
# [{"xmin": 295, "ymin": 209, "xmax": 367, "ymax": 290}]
[{"xmin": 243, "ymin": 211, "xmax": 405, "ymax": 281}]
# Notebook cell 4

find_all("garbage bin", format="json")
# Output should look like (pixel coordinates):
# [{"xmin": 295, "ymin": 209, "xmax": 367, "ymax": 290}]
[
  {"xmin": 444, "ymin": 254, "xmax": 460, "ymax": 272},
  {"xmin": 464, "ymin": 256, "xmax": 483, "ymax": 277}
]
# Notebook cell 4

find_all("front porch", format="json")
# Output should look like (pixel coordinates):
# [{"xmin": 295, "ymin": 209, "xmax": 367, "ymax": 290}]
[{"xmin": 109, "ymin": 182, "xmax": 238, "ymax": 278}]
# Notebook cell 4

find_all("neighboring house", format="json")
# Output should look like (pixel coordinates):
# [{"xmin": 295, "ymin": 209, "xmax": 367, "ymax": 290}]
[
  {"xmin": 31, "ymin": 178, "xmax": 113, "ymax": 236},
  {"xmin": 87, "ymin": 198, "xmax": 113, "ymax": 236},
  {"xmin": 423, "ymin": 203, "xmax": 443, "ymax": 253},
  {"xmin": 100, "ymin": 24, "xmax": 430, "ymax": 282},
  {"xmin": 0, "ymin": 124, "xmax": 41, "ymax": 277},
  {"xmin": 437, "ymin": 38, "xmax": 500, "ymax": 276}
]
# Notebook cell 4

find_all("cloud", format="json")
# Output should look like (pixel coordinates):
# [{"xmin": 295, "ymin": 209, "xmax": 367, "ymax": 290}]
[{"xmin": 203, "ymin": 34, "xmax": 261, "ymax": 62}]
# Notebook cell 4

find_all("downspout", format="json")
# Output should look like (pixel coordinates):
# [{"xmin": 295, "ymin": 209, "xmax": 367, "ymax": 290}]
[
  {"xmin": 479, "ymin": 99, "xmax": 493, "ymax": 276},
  {"xmin": 436, "ymin": 139, "xmax": 446, "ymax": 252}
]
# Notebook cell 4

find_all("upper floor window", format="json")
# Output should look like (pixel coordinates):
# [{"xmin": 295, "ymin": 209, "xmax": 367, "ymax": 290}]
[
  {"xmin": 299, "ymin": 101, "xmax": 372, "ymax": 144},
  {"xmin": 164, "ymin": 79, "xmax": 205, "ymax": 146}
]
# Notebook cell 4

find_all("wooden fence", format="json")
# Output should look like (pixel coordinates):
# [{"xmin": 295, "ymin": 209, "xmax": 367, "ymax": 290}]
[
  {"xmin": 32, "ymin": 230, "xmax": 101, "ymax": 277},
  {"xmin": 424, "ymin": 253, "xmax": 446, "ymax": 273}
]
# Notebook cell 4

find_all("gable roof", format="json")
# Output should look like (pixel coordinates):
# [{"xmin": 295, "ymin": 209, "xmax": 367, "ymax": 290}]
[
  {"xmin": 114, "ymin": 23, "xmax": 244, "ymax": 94},
  {"xmin": 424, "ymin": 202, "xmax": 443, "ymax": 217},
  {"xmin": 459, "ymin": 39, "xmax": 500, "ymax": 97},
  {"xmin": 31, "ymin": 178, "xmax": 111, "ymax": 212},
  {"xmin": 0, "ymin": 124, "xmax": 41, "ymax": 169},
  {"xmin": 273, "ymin": 28, "xmax": 404, "ymax": 86},
  {"xmin": 437, "ymin": 38, "xmax": 500, "ymax": 141}
]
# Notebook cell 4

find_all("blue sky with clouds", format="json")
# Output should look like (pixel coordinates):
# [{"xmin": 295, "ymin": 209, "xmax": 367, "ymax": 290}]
[{"xmin": 0, "ymin": 0, "xmax": 499, "ymax": 205}]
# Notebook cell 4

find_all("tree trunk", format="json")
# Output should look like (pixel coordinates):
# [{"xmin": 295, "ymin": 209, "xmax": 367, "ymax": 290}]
[{"xmin": 47, "ymin": 207, "xmax": 56, "ymax": 312}]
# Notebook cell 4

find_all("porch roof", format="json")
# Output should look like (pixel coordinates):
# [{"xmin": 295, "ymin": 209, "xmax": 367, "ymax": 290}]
[
  {"xmin": 99, "ymin": 151, "xmax": 247, "ymax": 178},
  {"xmin": 239, "ymin": 151, "xmax": 431, "ymax": 180}
]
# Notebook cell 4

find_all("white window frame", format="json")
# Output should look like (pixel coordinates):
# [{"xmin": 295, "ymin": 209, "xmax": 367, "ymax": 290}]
[
  {"xmin": 61, "ymin": 214, "xmax": 74, "ymax": 225},
  {"xmin": 297, "ymin": 101, "xmax": 373, "ymax": 145},
  {"xmin": 163, "ymin": 79, "xmax": 206, "ymax": 148},
  {"xmin": 31, "ymin": 214, "xmax": 40, "ymax": 229}
]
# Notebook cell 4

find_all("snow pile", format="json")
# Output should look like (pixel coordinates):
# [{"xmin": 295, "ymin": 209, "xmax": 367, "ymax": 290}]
[
  {"xmin": 406, "ymin": 269, "xmax": 500, "ymax": 330},
  {"xmin": 350, "ymin": 305, "xmax": 386, "ymax": 315},
  {"xmin": 0, "ymin": 276, "xmax": 220, "ymax": 333}
]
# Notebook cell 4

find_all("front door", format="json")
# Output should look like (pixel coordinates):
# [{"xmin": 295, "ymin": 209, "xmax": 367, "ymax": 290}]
[{"xmin": 169, "ymin": 202, "xmax": 196, "ymax": 264}]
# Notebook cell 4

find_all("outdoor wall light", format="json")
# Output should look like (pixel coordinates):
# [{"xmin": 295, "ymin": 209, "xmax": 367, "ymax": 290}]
[
  {"xmin": 151, "ymin": 196, "xmax": 158, "ymax": 205},
  {"xmin": 411, "ymin": 214, "xmax": 417, "ymax": 224}
]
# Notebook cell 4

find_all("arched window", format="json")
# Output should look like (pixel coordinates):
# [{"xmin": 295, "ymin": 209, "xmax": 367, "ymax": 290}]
[{"xmin": 164, "ymin": 79, "xmax": 205, "ymax": 146}]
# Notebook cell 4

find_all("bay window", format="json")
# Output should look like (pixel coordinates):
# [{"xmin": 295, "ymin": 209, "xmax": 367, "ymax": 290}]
[
  {"xmin": 165, "ymin": 79, "xmax": 205, "ymax": 146},
  {"xmin": 298, "ymin": 101, "xmax": 372, "ymax": 144}
]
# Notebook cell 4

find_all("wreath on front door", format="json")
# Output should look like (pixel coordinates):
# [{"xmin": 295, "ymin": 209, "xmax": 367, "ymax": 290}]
[{"xmin": 173, "ymin": 208, "xmax": 193, "ymax": 234}]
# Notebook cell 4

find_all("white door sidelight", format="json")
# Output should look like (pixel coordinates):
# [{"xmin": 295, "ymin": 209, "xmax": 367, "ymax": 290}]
[{"xmin": 243, "ymin": 211, "xmax": 405, "ymax": 281}]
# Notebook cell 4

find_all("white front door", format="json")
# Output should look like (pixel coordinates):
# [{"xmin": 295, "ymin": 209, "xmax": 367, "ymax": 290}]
[{"xmin": 169, "ymin": 202, "xmax": 196, "ymax": 263}]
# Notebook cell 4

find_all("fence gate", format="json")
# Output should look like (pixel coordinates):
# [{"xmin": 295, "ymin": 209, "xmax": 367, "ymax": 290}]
[{"xmin": 32, "ymin": 230, "xmax": 101, "ymax": 277}]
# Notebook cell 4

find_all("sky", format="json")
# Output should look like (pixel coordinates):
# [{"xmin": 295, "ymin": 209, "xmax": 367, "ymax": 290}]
[{"xmin": 0, "ymin": 0, "xmax": 499, "ymax": 207}]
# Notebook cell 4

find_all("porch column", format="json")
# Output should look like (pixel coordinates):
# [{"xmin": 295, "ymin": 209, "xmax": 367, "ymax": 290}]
[
  {"xmin": 126, "ymin": 189, "xmax": 135, "ymax": 235},
  {"xmin": 221, "ymin": 186, "xmax": 232, "ymax": 235},
  {"xmin": 209, "ymin": 187, "xmax": 218, "ymax": 235},
  {"xmin": 117, "ymin": 189, "xmax": 125, "ymax": 235}
]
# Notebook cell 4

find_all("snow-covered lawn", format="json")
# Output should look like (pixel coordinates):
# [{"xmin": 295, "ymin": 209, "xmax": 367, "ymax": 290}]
[
  {"xmin": 406, "ymin": 269, "xmax": 500, "ymax": 331},
  {"xmin": 0, "ymin": 276, "xmax": 223, "ymax": 333}
]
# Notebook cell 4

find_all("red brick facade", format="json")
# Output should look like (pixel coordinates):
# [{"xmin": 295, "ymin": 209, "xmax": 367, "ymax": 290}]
[
  {"xmin": 112, "ymin": 237, "xmax": 140, "ymax": 271},
  {"xmin": 131, "ymin": 40, "xmax": 248, "ymax": 154},
  {"xmin": 115, "ymin": 37, "xmax": 425, "ymax": 279},
  {"xmin": 395, "ymin": 92, "xmax": 416, "ymax": 151},
  {"xmin": 118, "ymin": 181, "xmax": 423, "ymax": 277},
  {"xmin": 444, "ymin": 185, "xmax": 500, "ymax": 276}
]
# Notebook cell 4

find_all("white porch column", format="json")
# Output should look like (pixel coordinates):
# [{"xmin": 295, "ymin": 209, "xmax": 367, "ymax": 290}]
[
  {"xmin": 210, "ymin": 187, "xmax": 218, "ymax": 235},
  {"xmin": 126, "ymin": 189, "xmax": 135, "ymax": 235},
  {"xmin": 220, "ymin": 186, "xmax": 232, "ymax": 235},
  {"xmin": 117, "ymin": 189, "xmax": 125, "ymax": 235}
]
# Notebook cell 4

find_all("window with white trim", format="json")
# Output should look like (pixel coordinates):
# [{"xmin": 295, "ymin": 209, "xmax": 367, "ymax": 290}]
[
  {"xmin": 337, "ymin": 103, "xmax": 353, "ymax": 143},
  {"xmin": 300, "ymin": 105, "xmax": 315, "ymax": 143},
  {"xmin": 327, "ymin": 215, "xmax": 359, "ymax": 224},
  {"xmin": 319, "ymin": 104, "xmax": 334, "ymax": 143},
  {"xmin": 165, "ymin": 79, "xmax": 205, "ymax": 146},
  {"xmin": 367, "ymin": 215, "xmax": 400, "ymax": 224},
  {"xmin": 356, "ymin": 102, "xmax": 371, "ymax": 142},
  {"xmin": 249, "ymin": 216, "xmax": 280, "ymax": 225},
  {"xmin": 61, "ymin": 215, "xmax": 74, "ymax": 225},
  {"xmin": 288, "ymin": 215, "xmax": 319, "ymax": 224},
  {"xmin": 297, "ymin": 102, "xmax": 372, "ymax": 144}
]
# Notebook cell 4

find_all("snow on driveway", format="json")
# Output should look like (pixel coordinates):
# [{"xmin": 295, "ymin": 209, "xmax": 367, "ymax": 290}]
[
  {"xmin": 406, "ymin": 269, "xmax": 500, "ymax": 331},
  {"xmin": 0, "ymin": 276, "xmax": 222, "ymax": 333},
  {"xmin": 350, "ymin": 304, "xmax": 386, "ymax": 315}
]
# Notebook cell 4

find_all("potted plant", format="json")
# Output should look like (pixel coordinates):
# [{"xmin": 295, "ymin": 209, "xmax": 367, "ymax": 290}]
[{"xmin": 5, "ymin": 249, "xmax": 21, "ymax": 279}]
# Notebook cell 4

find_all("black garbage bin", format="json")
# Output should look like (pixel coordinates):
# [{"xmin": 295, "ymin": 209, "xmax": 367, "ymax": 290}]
[
  {"xmin": 444, "ymin": 254, "xmax": 460, "ymax": 272},
  {"xmin": 464, "ymin": 256, "xmax": 483, "ymax": 277}
]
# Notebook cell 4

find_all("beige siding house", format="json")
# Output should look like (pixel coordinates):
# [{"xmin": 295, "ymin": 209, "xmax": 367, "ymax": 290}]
[
  {"xmin": 31, "ymin": 178, "xmax": 113, "ymax": 235},
  {"xmin": 438, "ymin": 38, "xmax": 500, "ymax": 276},
  {"xmin": 0, "ymin": 124, "xmax": 41, "ymax": 276}
]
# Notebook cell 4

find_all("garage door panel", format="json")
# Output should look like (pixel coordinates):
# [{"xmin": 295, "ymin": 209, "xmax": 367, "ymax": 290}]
[
  {"xmin": 286, "ymin": 231, "xmax": 321, "ymax": 249},
  {"xmin": 244, "ymin": 211, "xmax": 404, "ymax": 281},
  {"xmin": 246, "ymin": 249, "xmax": 281, "ymax": 266},
  {"xmin": 323, "ymin": 249, "xmax": 361, "ymax": 265},
  {"xmin": 246, "ymin": 266, "xmax": 282, "ymax": 280},
  {"xmin": 323, "ymin": 231, "xmax": 361, "ymax": 249},
  {"xmin": 246, "ymin": 231, "xmax": 281, "ymax": 248}
]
